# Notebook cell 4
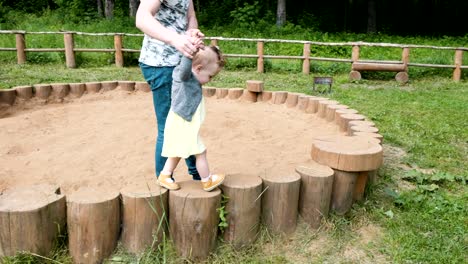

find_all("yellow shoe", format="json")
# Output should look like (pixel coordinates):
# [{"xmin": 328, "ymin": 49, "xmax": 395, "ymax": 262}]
[
  {"xmin": 202, "ymin": 174, "xmax": 225, "ymax": 192},
  {"xmin": 158, "ymin": 173, "xmax": 180, "ymax": 190}
]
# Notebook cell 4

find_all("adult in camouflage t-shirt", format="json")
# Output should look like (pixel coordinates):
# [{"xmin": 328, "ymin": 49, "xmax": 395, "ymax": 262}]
[{"xmin": 136, "ymin": 0, "xmax": 204, "ymax": 181}]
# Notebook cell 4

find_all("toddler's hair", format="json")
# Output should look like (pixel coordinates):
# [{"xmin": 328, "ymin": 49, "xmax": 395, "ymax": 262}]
[{"xmin": 209, "ymin": 45, "xmax": 226, "ymax": 68}]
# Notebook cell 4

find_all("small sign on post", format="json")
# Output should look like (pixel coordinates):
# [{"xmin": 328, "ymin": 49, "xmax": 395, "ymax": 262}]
[{"xmin": 313, "ymin": 77, "xmax": 333, "ymax": 94}]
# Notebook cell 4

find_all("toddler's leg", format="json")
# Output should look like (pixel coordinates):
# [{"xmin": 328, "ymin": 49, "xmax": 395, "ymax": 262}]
[
  {"xmin": 196, "ymin": 150, "xmax": 225, "ymax": 192},
  {"xmin": 158, "ymin": 157, "xmax": 181, "ymax": 190}
]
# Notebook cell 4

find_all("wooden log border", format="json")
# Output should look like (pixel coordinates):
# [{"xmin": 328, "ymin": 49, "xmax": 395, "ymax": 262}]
[
  {"xmin": 0, "ymin": 31, "xmax": 465, "ymax": 80},
  {"xmin": 0, "ymin": 81, "xmax": 385, "ymax": 258}
]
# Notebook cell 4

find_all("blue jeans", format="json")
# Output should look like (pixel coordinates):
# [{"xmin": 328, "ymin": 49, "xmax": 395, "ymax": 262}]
[{"xmin": 139, "ymin": 63, "xmax": 201, "ymax": 181}]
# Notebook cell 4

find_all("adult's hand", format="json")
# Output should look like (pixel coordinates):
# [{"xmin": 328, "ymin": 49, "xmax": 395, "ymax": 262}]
[{"xmin": 171, "ymin": 34, "xmax": 201, "ymax": 59}]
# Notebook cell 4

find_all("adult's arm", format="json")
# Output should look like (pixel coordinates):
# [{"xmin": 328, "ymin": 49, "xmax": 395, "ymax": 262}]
[{"xmin": 135, "ymin": 0, "xmax": 198, "ymax": 58}]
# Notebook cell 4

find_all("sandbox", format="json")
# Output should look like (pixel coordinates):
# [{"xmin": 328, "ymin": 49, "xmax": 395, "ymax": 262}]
[{"xmin": 0, "ymin": 81, "xmax": 383, "ymax": 261}]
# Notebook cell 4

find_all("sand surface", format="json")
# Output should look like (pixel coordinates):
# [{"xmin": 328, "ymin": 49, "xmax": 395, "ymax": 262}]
[{"xmin": 0, "ymin": 90, "xmax": 340, "ymax": 195}]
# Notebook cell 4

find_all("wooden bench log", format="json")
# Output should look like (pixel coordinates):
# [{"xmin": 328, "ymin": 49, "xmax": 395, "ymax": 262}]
[
  {"xmin": 0, "ymin": 89, "xmax": 16, "ymax": 106},
  {"xmin": 336, "ymin": 113, "xmax": 366, "ymax": 132},
  {"xmin": 215, "ymin": 88, "xmax": 228, "ymax": 99},
  {"xmin": 317, "ymin": 100, "xmax": 338, "ymax": 118},
  {"xmin": 242, "ymin": 90, "xmax": 258, "ymax": 102},
  {"xmin": 295, "ymin": 163, "xmax": 334, "ymax": 229},
  {"xmin": 220, "ymin": 174, "xmax": 262, "ymax": 248},
  {"xmin": 0, "ymin": 185, "xmax": 65, "ymax": 257},
  {"xmin": 311, "ymin": 135, "xmax": 383, "ymax": 214},
  {"xmin": 50, "ymin": 83, "xmax": 70, "ymax": 100},
  {"xmin": 120, "ymin": 183, "xmax": 168, "ymax": 254},
  {"xmin": 85, "ymin": 82, "xmax": 101, "ymax": 93},
  {"xmin": 67, "ymin": 187, "xmax": 120, "ymax": 264},
  {"xmin": 257, "ymin": 91, "xmax": 272, "ymax": 102},
  {"xmin": 325, "ymin": 104, "xmax": 349, "ymax": 122},
  {"xmin": 352, "ymin": 62, "xmax": 406, "ymax": 72},
  {"xmin": 69, "ymin": 83, "xmax": 86, "ymax": 98},
  {"xmin": 100, "ymin": 81, "xmax": 118, "ymax": 92},
  {"xmin": 118, "ymin": 81, "xmax": 135, "ymax": 92},
  {"xmin": 15, "ymin": 86, "xmax": 33, "ymax": 100},
  {"xmin": 246, "ymin": 80, "xmax": 264, "ymax": 92},
  {"xmin": 305, "ymin": 97, "xmax": 327, "ymax": 114},
  {"xmin": 169, "ymin": 181, "xmax": 221, "ymax": 261},
  {"xmin": 260, "ymin": 173, "xmax": 301, "ymax": 234},
  {"xmin": 228, "ymin": 88, "xmax": 243, "ymax": 100},
  {"xmin": 135, "ymin": 81, "xmax": 151, "ymax": 93},
  {"xmin": 271, "ymin": 91, "xmax": 288, "ymax": 104},
  {"xmin": 202, "ymin": 87, "xmax": 216, "ymax": 97},
  {"xmin": 33, "ymin": 84, "xmax": 52, "ymax": 100},
  {"xmin": 286, "ymin": 92, "xmax": 300, "ymax": 108}
]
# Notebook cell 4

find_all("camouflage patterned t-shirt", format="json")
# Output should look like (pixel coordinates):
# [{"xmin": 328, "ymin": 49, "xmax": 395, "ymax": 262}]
[{"xmin": 138, "ymin": 0, "xmax": 189, "ymax": 67}]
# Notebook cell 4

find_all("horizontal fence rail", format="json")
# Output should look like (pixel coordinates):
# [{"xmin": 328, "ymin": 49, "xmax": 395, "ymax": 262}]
[{"xmin": 0, "ymin": 30, "xmax": 466, "ymax": 81}]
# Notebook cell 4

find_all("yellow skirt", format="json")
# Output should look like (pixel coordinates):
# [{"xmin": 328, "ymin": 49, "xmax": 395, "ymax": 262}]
[{"xmin": 162, "ymin": 97, "xmax": 206, "ymax": 158}]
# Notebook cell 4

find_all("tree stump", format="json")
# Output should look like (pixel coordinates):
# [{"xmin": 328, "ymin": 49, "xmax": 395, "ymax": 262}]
[
  {"xmin": 100, "ymin": 81, "xmax": 118, "ymax": 92},
  {"xmin": 118, "ymin": 81, "xmax": 135, "ymax": 92},
  {"xmin": 257, "ymin": 91, "xmax": 272, "ymax": 102},
  {"xmin": 285, "ymin": 92, "xmax": 299, "ymax": 108},
  {"xmin": 202, "ymin": 87, "xmax": 216, "ymax": 97},
  {"xmin": 0, "ymin": 89, "xmax": 16, "ymax": 106},
  {"xmin": 33, "ymin": 84, "xmax": 52, "ymax": 100},
  {"xmin": 120, "ymin": 183, "xmax": 168, "ymax": 254},
  {"xmin": 305, "ymin": 97, "xmax": 327, "ymax": 114},
  {"xmin": 169, "ymin": 181, "xmax": 221, "ymax": 261},
  {"xmin": 348, "ymin": 120, "xmax": 375, "ymax": 128},
  {"xmin": 353, "ymin": 132, "xmax": 383, "ymax": 144},
  {"xmin": 335, "ymin": 113, "xmax": 366, "ymax": 132},
  {"xmin": 295, "ymin": 163, "xmax": 334, "ymax": 229},
  {"xmin": 325, "ymin": 104, "xmax": 349, "ymax": 122},
  {"xmin": 220, "ymin": 174, "xmax": 262, "ymax": 248},
  {"xmin": 317, "ymin": 100, "xmax": 338, "ymax": 118},
  {"xmin": 0, "ymin": 185, "xmax": 66, "ymax": 257},
  {"xmin": 242, "ymin": 90, "xmax": 258, "ymax": 102},
  {"xmin": 311, "ymin": 135, "xmax": 383, "ymax": 214},
  {"xmin": 331, "ymin": 170, "xmax": 358, "ymax": 215},
  {"xmin": 296, "ymin": 95, "xmax": 310, "ymax": 112},
  {"xmin": 246, "ymin": 80, "xmax": 264, "ymax": 92},
  {"xmin": 67, "ymin": 187, "xmax": 120, "ymax": 264},
  {"xmin": 353, "ymin": 171, "xmax": 369, "ymax": 202},
  {"xmin": 271, "ymin": 91, "xmax": 288, "ymax": 104},
  {"xmin": 15, "ymin": 86, "xmax": 33, "ymax": 100},
  {"xmin": 228, "ymin": 88, "xmax": 244, "ymax": 100},
  {"xmin": 135, "ymin": 81, "xmax": 151, "ymax": 93},
  {"xmin": 260, "ymin": 173, "xmax": 301, "ymax": 234},
  {"xmin": 85, "ymin": 82, "xmax": 101, "ymax": 93},
  {"xmin": 215, "ymin": 88, "xmax": 228, "ymax": 99},
  {"xmin": 69, "ymin": 83, "xmax": 86, "ymax": 98},
  {"xmin": 50, "ymin": 83, "xmax": 70, "ymax": 100},
  {"xmin": 348, "ymin": 125, "xmax": 379, "ymax": 136},
  {"xmin": 334, "ymin": 108, "xmax": 359, "ymax": 122}
]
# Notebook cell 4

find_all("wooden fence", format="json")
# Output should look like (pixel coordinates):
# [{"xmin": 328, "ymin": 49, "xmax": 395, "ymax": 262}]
[{"xmin": 0, "ymin": 30, "xmax": 466, "ymax": 81}]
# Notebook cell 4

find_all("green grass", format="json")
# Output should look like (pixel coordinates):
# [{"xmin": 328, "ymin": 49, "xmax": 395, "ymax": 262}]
[{"xmin": 1, "ymin": 63, "xmax": 467, "ymax": 263}]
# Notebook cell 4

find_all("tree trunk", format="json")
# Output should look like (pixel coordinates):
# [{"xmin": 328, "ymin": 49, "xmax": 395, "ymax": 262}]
[
  {"xmin": 104, "ymin": 0, "xmax": 114, "ymax": 19},
  {"xmin": 97, "ymin": 0, "xmax": 104, "ymax": 17},
  {"xmin": 276, "ymin": 0, "xmax": 286, "ymax": 27},
  {"xmin": 129, "ymin": 0, "xmax": 138, "ymax": 17},
  {"xmin": 367, "ymin": 0, "xmax": 377, "ymax": 33}
]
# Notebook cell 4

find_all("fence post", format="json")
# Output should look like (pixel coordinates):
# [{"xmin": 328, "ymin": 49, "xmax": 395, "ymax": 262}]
[
  {"xmin": 352, "ymin": 45, "xmax": 360, "ymax": 62},
  {"xmin": 453, "ymin": 49, "xmax": 463, "ymax": 81},
  {"xmin": 402, "ymin": 47, "xmax": 410, "ymax": 71},
  {"xmin": 15, "ymin": 32, "xmax": 26, "ymax": 64},
  {"xmin": 257, "ymin": 41, "xmax": 264, "ymax": 73},
  {"xmin": 64, "ymin": 32, "xmax": 76, "ymax": 68},
  {"xmin": 302, "ymin": 43, "xmax": 311, "ymax": 74},
  {"xmin": 114, "ymin": 34, "xmax": 124, "ymax": 67}
]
